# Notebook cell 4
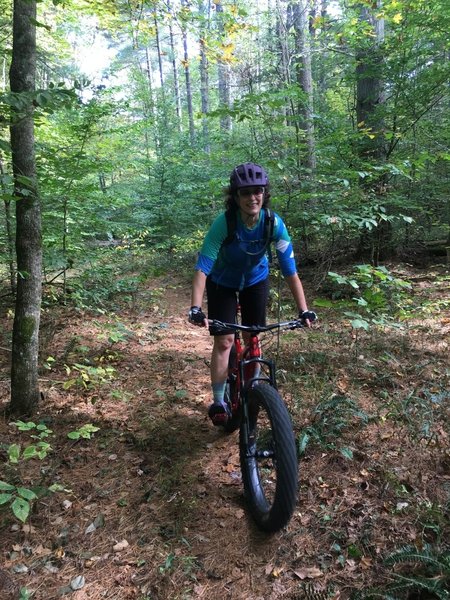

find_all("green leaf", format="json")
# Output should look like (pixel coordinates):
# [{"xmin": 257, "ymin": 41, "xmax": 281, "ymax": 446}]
[
  {"xmin": 313, "ymin": 298, "xmax": 334, "ymax": 308},
  {"xmin": 11, "ymin": 497, "xmax": 30, "ymax": 522},
  {"xmin": 351, "ymin": 319, "xmax": 370, "ymax": 331},
  {"xmin": 8, "ymin": 444, "xmax": 21, "ymax": 463},
  {"xmin": 63, "ymin": 378, "xmax": 77, "ymax": 390},
  {"xmin": 0, "ymin": 493, "xmax": 13, "ymax": 505},
  {"xmin": 298, "ymin": 431, "xmax": 310, "ymax": 455},
  {"xmin": 340, "ymin": 447, "xmax": 354, "ymax": 460},
  {"xmin": 48, "ymin": 483, "xmax": 71, "ymax": 493},
  {"xmin": 22, "ymin": 445, "xmax": 39, "ymax": 459},
  {"xmin": 17, "ymin": 487, "xmax": 38, "ymax": 501},
  {"xmin": 0, "ymin": 481, "xmax": 16, "ymax": 491},
  {"xmin": 12, "ymin": 421, "xmax": 36, "ymax": 431}
]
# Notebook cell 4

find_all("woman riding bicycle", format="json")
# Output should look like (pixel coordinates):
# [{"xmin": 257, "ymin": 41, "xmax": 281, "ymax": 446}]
[{"xmin": 189, "ymin": 162, "xmax": 314, "ymax": 426}]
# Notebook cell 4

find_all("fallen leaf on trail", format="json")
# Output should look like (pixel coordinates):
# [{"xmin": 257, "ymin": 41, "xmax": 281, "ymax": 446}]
[
  {"xmin": 293, "ymin": 567, "xmax": 323, "ymax": 579},
  {"xmin": 33, "ymin": 544, "xmax": 52, "ymax": 556},
  {"xmin": 113, "ymin": 539, "xmax": 129, "ymax": 552},
  {"xmin": 193, "ymin": 584, "xmax": 206, "ymax": 596},
  {"xmin": 231, "ymin": 567, "xmax": 243, "ymax": 579},
  {"xmin": 54, "ymin": 547, "xmax": 65, "ymax": 559},
  {"xmin": 361, "ymin": 557, "xmax": 373, "ymax": 568},
  {"xmin": 70, "ymin": 575, "xmax": 85, "ymax": 590}
]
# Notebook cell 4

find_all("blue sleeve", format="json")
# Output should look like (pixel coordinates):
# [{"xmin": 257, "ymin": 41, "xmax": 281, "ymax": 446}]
[
  {"xmin": 273, "ymin": 214, "xmax": 298, "ymax": 277},
  {"xmin": 194, "ymin": 213, "xmax": 227, "ymax": 275}
]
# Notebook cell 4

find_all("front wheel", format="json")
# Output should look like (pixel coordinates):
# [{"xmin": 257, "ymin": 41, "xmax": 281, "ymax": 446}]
[{"xmin": 239, "ymin": 383, "xmax": 298, "ymax": 532}]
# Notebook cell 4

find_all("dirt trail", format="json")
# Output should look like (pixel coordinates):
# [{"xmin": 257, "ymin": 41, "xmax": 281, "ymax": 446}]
[{"xmin": 1, "ymin": 271, "xmax": 449, "ymax": 600}]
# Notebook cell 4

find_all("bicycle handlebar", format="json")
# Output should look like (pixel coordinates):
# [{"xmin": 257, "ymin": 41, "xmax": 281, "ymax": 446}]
[{"xmin": 208, "ymin": 319, "xmax": 306, "ymax": 333}]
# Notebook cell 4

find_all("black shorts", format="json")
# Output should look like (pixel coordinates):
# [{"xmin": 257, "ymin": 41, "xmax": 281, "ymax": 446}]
[{"xmin": 206, "ymin": 277, "xmax": 269, "ymax": 336}]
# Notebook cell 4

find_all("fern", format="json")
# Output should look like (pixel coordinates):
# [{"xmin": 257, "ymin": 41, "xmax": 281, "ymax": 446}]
[
  {"xmin": 298, "ymin": 395, "xmax": 370, "ymax": 456},
  {"xmin": 293, "ymin": 584, "xmax": 337, "ymax": 600},
  {"xmin": 385, "ymin": 544, "xmax": 450, "ymax": 574},
  {"xmin": 351, "ymin": 546, "xmax": 450, "ymax": 600}
]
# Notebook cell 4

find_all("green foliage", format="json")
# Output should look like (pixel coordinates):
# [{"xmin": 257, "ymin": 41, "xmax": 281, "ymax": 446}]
[
  {"xmin": 1, "ymin": 422, "xmax": 55, "ymax": 522},
  {"xmin": 385, "ymin": 387, "xmax": 449, "ymax": 442},
  {"xmin": 94, "ymin": 318, "xmax": 132, "ymax": 344},
  {"xmin": 67, "ymin": 424, "xmax": 100, "ymax": 440},
  {"xmin": 0, "ymin": 481, "xmax": 38, "ymax": 522},
  {"xmin": 0, "ymin": 420, "xmax": 99, "ymax": 523},
  {"xmin": 8, "ymin": 421, "xmax": 53, "ymax": 462},
  {"xmin": 63, "ymin": 362, "xmax": 116, "ymax": 390},
  {"xmin": 356, "ymin": 545, "xmax": 450, "ymax": 599},
  {"xmin": 328, "ymin": 265, "xmax": 412, "ymax": 330},
  {"xmin": 298, "ymin": 395, "xmax": 370, "ymax": 458}
]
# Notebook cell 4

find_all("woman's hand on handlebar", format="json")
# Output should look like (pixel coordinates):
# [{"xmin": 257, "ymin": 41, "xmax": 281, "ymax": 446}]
[
  {"xmin": 188, "ymin": 306, "xmax": 208, "ymax": 327},
  {"xmin": 298, "ymin": 310, "xmax": 317, "ymax": 328}
]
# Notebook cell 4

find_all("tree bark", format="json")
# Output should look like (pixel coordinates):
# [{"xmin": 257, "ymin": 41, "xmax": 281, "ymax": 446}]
[
  {"xmin": 181, "ymin": 2, "xmax": 195, "ymax": 146},
  {"xmin": 167, "ymin": 0, "xmax": 182, "ymax": 130},
  {"xmin": 356, "ymin": 4, "xmax": 385, "ymax": 159},
  {"xmin": 216, "ymin": 2, "xmax": 231, "ymax": 132},
  {"xmin": 355, "ymin": 2, "xmax": 390, "ymax": 262},
  {"xmin": 9, "ymin": 0, "xmax": 42, "ymax": 416},
  {"xmin": 0, "ymin": 158, "xmax": 16, "ymax": 294},
  {"xmin": 292, "ymin": 0, "xmax": 317, "ymax": 173},
  {"xmin": 199, "ymin": 0, "xmax": 210, "ymax": 152}
]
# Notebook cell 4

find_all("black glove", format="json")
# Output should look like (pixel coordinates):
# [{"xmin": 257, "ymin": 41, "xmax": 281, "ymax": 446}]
[
  {"xmin": 188, "ymin": 305, "xmax": 207, "ymax": 325},
  {"xmin": 299, "ymin": 310, "xmax": 317, "ymax": 324}
]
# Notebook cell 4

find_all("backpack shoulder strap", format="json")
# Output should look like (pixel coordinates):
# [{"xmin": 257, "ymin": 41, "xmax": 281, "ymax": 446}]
[
  {"xmin": 264, "ymin": 208, "xmax": 275, "ymax": 241},
  {"xmin": 223, "ymin": 209, "xmax": 237, "ymax": 246},
  {"xmin": 264, "ymin": 208, "xmax": 275, "ymax": 263}
]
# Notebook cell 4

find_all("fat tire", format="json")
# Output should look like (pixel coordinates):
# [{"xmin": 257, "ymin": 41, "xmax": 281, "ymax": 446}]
[{"xmin": 239, "ymin": 383, "xmax": 298, "ymax": 532}]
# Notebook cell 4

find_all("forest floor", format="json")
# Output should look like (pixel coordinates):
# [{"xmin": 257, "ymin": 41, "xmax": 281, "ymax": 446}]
[{"xmin": 0, "ymin": 261, "xmax": 449, "ymax": 600}]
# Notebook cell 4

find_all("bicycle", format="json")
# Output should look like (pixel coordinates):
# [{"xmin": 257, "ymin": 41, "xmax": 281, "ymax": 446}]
[{"xmin": 208, "ymin": 314, "xmax": 314, "ymax": 533}]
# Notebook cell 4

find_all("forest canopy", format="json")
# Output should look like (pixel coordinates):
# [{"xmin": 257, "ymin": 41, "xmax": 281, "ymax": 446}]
[{"xmin": 1, "ymin": 0, "xmax": 449, "ymax": 286}]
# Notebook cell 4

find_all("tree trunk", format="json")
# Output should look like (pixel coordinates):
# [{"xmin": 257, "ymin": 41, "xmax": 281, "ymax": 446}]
[
  {"xmin": 356, "ymin": 4, "xmax": 385, "ymax": 159},
  {"xmin": 167, "ymin": 0, "xmax": 182, "ymax": 130},
  {"xmin": 355, "ymin": 2, "xmax": 389, "ymax": 262},
  {"xmin": 154, "ymin": 12, "xmax": 165, "ymax": 90},
  {"xmin": 292, "ymin": 0, "xmax": 317, "ymax": 173},
  {"xmin": 199, "ymin": 0, "xmax": 210, "ymax": 152},
  {"xmin": 0, "ymin": 158, "xmax": 16, "ymax": 294},
  {"xmin": 9, "ymin": 0, "xmax": 42, "ymax": 416},
  {"xmin": 181, "ymin": 3, "xmax": 195, "ymax": 146},
  {"xmin": 216, "ymin": 2, "xmax": 231, "ymax": 132}
]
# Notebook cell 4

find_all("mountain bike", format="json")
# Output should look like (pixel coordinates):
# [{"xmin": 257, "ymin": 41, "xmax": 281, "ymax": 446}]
[{"xmin": 209, "ymin": 316, "xmax": 313, "ymax": 533}]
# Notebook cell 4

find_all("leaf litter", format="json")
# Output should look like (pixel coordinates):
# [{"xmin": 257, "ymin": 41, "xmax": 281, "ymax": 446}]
[{"xmin": 0, "ymin": 267, "xmax": 448, "ymax": 599}]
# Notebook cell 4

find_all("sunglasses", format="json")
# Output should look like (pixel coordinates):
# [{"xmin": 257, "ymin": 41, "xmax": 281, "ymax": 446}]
[{"xmin": 238, "ymin": 187, "xmax": 265, "ymax": 197}]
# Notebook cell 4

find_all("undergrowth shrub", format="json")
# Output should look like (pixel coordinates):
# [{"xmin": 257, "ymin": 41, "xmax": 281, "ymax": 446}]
[{"xmin": 298, "ymin": 395, "xmax": 370, "ymax": 459}]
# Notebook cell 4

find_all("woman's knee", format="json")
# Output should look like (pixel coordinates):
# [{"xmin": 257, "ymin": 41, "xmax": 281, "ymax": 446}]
[{"xmin": 213, "ymin": 334, "xmax": 234, "ymax": 353}]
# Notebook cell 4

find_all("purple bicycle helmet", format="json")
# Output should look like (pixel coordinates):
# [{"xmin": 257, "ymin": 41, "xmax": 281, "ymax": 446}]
[{"xmin": 230, "ymin": 163, "xmax": 269, "ymax": 190}]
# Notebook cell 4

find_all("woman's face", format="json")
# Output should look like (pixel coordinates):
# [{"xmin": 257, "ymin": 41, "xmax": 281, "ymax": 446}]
[{"xmin": 236, "ymin": 186, "xmax": 265, "ymax": 221}]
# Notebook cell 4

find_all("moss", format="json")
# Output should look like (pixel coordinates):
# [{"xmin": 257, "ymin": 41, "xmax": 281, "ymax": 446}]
[{"xmin": 20, "ymin": 315, "xmax": 37, "ymax": 343}]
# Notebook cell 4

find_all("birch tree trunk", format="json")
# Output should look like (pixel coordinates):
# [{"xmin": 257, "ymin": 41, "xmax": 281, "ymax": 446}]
[
  {"xmin": 293, "ymin": 0, "xmax": 317, "ymax": 173},
  {"xmin": 199, "ymin": 0, "xmax": 210, "ymax": 152},
  {"xmin": 9, "ymin": 0, "xmax": 42, "ymax": 416},
  {"xmin": 181, "ymin": 0, "xmax": 195, "ymax": 145},
  {"xmin": 167, "ymin": 0, "xmax": 182, "ymax": 130},
  {"xmin": 216, "ymin": 2, "xmax": 231, "ymax": 132}
]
